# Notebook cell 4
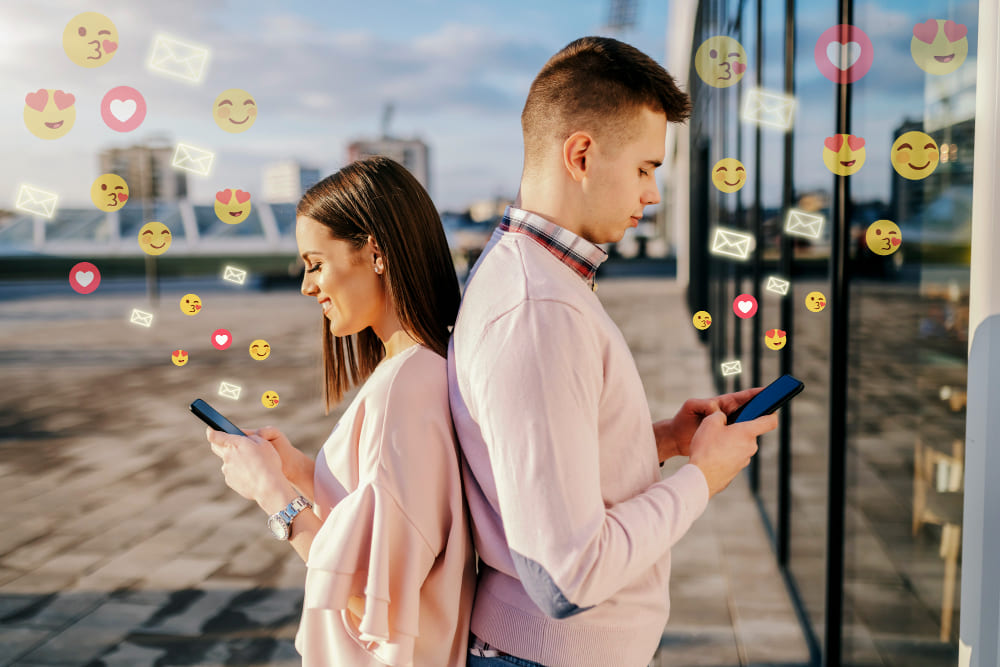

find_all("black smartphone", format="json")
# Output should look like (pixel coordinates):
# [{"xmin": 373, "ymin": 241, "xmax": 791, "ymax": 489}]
[
  {"xmin": 190, "ymin": 398, "xmax": 245, "ymax": 436},
  {"xmin": 726, "ymin": 374, "xmax": 804, "ymax": 425}
]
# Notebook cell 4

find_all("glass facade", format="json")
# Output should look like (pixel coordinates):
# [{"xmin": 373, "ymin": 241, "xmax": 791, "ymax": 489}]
[{"xmin": 685, "ymin": 0, "xmax": 976, "ymax": 664}]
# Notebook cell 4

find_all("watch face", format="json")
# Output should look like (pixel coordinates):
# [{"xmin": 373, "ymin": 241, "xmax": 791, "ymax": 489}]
[{"xmin": 267, "ymin": 514, "xmax": 288, "ymax": 540}]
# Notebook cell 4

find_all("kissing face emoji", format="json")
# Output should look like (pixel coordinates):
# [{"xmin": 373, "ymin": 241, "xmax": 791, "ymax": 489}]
[
  {"xmin": 822, "ymin": 134, "xmax": 866, "ymax": 176},
  {"xmin": 692, "ymin": 310, "xmax": 712, "ymax": 330},
  {"xmin": 805, "ymin": 291, "xmax": 827, "ymax": 312},
  {"xmin": 24, "ymin": 89, "xmax": 76, "ymax": 139},
  {"xmin": 866, "ymin": 220, "xmax": 902, "ymax": 256},
  {"xmin": 62, "ymin": 12, "xmax": 118, "ymax": 68},
  {"xmin": 765, "ymin": 329, "xmax": 787, "ymax": 350},
  {"xmin": 261, "ymin": 391, "xmax": 280, "ymax": 408},
  {"xmin": 138, "ymin": 221, "xmax": 172, "ymax": 256},
  {"xmin": 180, "ymin": 293, "xmax": 202, "ymax": 316},
  {"xmin": 712, "ymin": 158, "xmax": 746, "ymax": 193},
  {"xmin": 249, "ymin": 339, "xmax": 271, "ymax": 361},
  {"xmin": 90, "ymin": 174, "xmax": 129, "ymax": 211},
  {"xmin": 694, "ymin": 36, "xmax": 747, "ymax": 88},
  {"xmin": 891, "ymin": 131, "xmax": 939, "ymax": 180},
  {"xmin": 213, "ymin": 89, "xmax": 257, "ymax": 133},
  {"xmin": 911, "ymin": 20, "xmax": 968, "ymax": 75},
  {"xmin": 171, "ymin": 349, "xmax": 189, "ymax": 367},
  {"xmin": 214, "ymin": 189, "xmax": 252, "ymax": 224}
]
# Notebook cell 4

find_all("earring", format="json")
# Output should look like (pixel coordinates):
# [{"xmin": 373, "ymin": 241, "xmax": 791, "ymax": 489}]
[{"xmin": 374, "ymin": 263, "xmax": 383, "ymax": 275}]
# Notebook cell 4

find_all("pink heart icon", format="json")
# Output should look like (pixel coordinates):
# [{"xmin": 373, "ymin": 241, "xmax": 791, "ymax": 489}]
[
  {"xmin": 943, "ymin": 20, "xmax": 967, "ymax": 42},
  {"xmin": 824, "ymin": 135, "xmax": 844, "ymax": 152},
  {"xmin": 25, "ymin": 89, "xmax": 48, "ymax": 111},
  {"xmin": 235, "ymin": 189, "xmax": 251, "ymax": 204},
  {"xmin": 891, "ymin": 237, "xmax": 901, "ymax": 246},
  {"xmin": 732, "ymin": 62, "xmax": 747, "ymax": 74},
  {"xmin": 913, "ymin": 19, "xmax": 939, "ymax": 44},
  {"xmin": 103, "ymin": 40, "xmax": 118, "ymax": 54},
  {"xmin": 216, "ymin": 189, "xmax": 233, "ymax": 204},
  {"xmin": 53, "ymin": 90, "xmax": 75, "ymax": 110},
  {"xmin": 847, "ymin": 135, "xmax": 865, "ymax": 150}
]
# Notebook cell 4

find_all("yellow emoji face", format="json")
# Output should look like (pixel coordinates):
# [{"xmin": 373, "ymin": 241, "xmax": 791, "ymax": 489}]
[
  {"xmin": 213, "ymin": 89, "xmax": 257, "ymax": 133},
  {"xmin": 214, "ymin": 189, "xmax": 252, "ymax": 224},
  {"xmin": 261, "ymin": 391, "xmax": 280, "ymax": 408},
  {"xmin": 694, "ymin": 36, "xmax": 747, "ymax": 88},
  {"xmin": 891, "ymin": 131, "xmax": 939, "ymax": 180},
  {"xmin": 138, "ymin": 221, "xmax": 172, "ymax": 256},
  {"xmin": 822, "ymin": 134, "xmax": 866, "ymax": 176},
  {"xmin": 805, "ymin": 291, "xmax": 827, "ymax": 312},
  {"xmin": 180, "ymin": 293, "xmax": 202, "ymax": 316},
  {"xmin": 712, "ymin": 158, "xmax": 746, "ymax": 193},
  {"xmin": 692, "ymin": 310, "xmax": 713, "ymax": 330},
  {"xmin": 911, "ymin": 20, "xmax": 968, "ymax": 75},
  {"xmin": 866, "ymin": 220, "xmax": 902, "ymax": 256},
  {"xmin": 90, "ymin": 174, "xmax": 129, "ymax": 211},
  {"xmin": 249, "ymin": 339, "xmax": 271, "ymax": 361},
  {"xmin": 171, "ymin": 349, "xmax": 189, "ymax": 366},
  {"xmin": 24, "ymin": 89, "xmax": 76, "ymax": 139},
  {"xmin": 764, "ymin": 329, "xmax": 787, "ymax": 350},
  {"xmin": 62, "ymin": 12, "xmax": 118, "ymax": 68}
]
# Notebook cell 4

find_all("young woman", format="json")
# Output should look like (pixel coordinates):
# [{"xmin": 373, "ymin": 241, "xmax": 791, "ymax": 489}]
[{"xmin": 205, "ymin": 156, "xmax": 475, "ymax": 666}]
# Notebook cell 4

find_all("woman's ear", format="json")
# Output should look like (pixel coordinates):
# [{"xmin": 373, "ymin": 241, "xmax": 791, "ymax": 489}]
[{"xmin": 368, "ymin": 235, "xmax": 385, "ymax": 275}]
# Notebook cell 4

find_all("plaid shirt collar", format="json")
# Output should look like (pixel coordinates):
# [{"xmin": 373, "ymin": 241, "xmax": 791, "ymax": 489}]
[{"xmin": 499, "ymin": 206, "xmax": 607, "ymax": 286}]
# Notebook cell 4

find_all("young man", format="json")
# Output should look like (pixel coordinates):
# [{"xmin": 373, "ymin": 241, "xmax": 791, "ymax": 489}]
[{"xmin": 448, "ymin": 37, "xmax": 779, "ymax": 667}]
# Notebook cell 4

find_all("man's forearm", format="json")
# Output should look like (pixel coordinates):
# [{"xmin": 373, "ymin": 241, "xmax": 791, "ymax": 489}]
[{"xmin": 654, "ymin": 418, "xmax": 679, "ymax": 463}]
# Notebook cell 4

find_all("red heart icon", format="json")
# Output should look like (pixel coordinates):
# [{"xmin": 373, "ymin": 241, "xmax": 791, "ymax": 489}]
[
  {"xmin": 103, "ymin": 40, "xmax": 118, "ymax": 54},
  {"xmin": 943, "ymin": 20, "xmax": 967, "ymax": 42},
  {"xmin": 195, "ymin": 304, "xmax": 201, "ymax": 310},
  {"xmin": 25, "ymin": 89, "xmax": 48, "ymax": 111},
  {"xmin": 913, "ymin": 19, "xmax": 939, "ymax": 44},
  {"xmin": 847, "ymin": 135, "xmax": 865, "ymax": 150},
  {"xmin": 235, "ymin": 189, "xmax": 251, "ymax": 204},
  {"xmin": 824, "ymin": 135, "xmax": 844, "ymax": 152},
  {"xmin": 53, "ymin": 90, "xmax": 75, "ymax": 110},
  {"xmin": 216, "ymin": 189, "xmax": 233, "ymax": 204},
  {"xmin": 732, "ymin": 62, "xmax": 747, "ymax": 74},
  {"xmin": 891, "ymin": 237, "xmax": 901, "ymax": 246},
  {"xmin": 118, "ymin": 193, "xmax": 128, "ymax": 202}
]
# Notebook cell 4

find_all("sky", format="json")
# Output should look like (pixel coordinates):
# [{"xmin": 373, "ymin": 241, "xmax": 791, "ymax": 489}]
[{"xmin": 1, "ymin": 0, "xmax": 671, "ymax": 212}]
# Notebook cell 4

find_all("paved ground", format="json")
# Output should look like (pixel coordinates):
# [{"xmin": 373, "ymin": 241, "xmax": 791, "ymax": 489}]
[{"xmin": 0, "ymin": 276, "xmax": 810, "ymax": 666}]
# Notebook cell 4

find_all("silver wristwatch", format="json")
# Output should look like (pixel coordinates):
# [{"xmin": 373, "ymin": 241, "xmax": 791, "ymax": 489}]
[{"xmin": 266, "ymin": 496, "xmax": 313, "ymax": 540}]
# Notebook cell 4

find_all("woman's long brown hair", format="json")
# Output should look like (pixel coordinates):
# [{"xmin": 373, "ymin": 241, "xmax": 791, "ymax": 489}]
[{"xmin": 296, "ymin": 156, "xmax": 460, "ymax": 411}]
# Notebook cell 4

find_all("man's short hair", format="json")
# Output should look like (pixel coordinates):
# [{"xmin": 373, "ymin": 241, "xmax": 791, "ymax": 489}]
[{"xmin": 522, "ymin": 36, "xmax": 691, "ymax": 167}]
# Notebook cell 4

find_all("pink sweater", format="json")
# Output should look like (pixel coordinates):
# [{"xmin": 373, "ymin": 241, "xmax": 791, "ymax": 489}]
[
  {"xmin": 448, "ymin": 216, "xmax": 711, "ymax": 667},
  {"xmin": 296, "ymin": 344, "xmax": 476, "ymax": 666}
]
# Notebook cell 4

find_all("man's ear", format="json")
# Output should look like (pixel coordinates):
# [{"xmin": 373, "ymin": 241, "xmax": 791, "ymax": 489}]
[{"xmin": 563, "ymin": 131, "xmax": 593, "ymax": 183}]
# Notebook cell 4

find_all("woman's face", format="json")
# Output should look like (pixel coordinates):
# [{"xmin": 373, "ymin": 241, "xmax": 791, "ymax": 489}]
[{"xmin": 296, "ymin": 216, "xmax": 386, "ymax": 337}]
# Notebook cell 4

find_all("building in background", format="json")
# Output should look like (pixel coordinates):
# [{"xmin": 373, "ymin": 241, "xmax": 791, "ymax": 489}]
[
  {"xmin": 261, "ymin": 161, "xmax": 322, "ymax": 203},
  {"xmin": 98, "ymin": 135, "xmax": 186, "ymax": 202},
  {"xmin": 347, "ymin": 137, "xmax": 430, "ymax": 192}
]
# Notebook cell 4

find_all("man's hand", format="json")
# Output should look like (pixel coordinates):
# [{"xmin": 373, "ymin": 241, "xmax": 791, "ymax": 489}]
[
  {"xmin": 655, "ymin": 387, "xmax": 766, "ymax": 462},
  {"xmin": 688, "ymin": 409, "xmax": 778, "ymax": 497}
]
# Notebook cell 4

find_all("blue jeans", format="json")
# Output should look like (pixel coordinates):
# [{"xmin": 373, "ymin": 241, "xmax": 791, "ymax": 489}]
[{"xmin": 468, "ymin": 653, "xmax": 546, "ymax": 667}]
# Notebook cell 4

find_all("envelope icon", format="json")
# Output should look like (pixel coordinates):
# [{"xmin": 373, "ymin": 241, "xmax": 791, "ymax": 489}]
[
  {"xmin": 766, "ymin": 276, "xmax": 790, "ymax": 295},
  {"xmin": 721, "ymin": 360, "xmax": 743, "ymax": 377},
  {"xmin": 130, "ymin": 308, "xmax": 153, "ymax": 327},
  {"xmin": 222, "ymin": 265, "xmax": 247, "ymax": 285},
  {"xmin": 148, "ymin": 35, "xmax": 210, "ymax": 83},
  {"xmin": 172, "ymin": 143, "xmax": 215, "ymax": 176},
  {"xmin": 784, "ymin": 209, "xmax": 824, "ymax": 239},
  {"xmin": 711, "ymin": 228, "xmax": 754, "ymax": 261},
  {"xmin": 742, "ymin": 88, "xmax": 796, "ymax": 130},
  {"xmin": 15, "ymin": 185, "xmax": 58, "ymax": 219},
  {"xmin": 218, "ymin": 382, "xmax": 242, "ymax": 400}
]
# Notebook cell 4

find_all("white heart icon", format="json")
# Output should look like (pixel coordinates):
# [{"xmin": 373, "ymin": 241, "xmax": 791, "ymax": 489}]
[
  {"xmin": 215, "ymin": 334, "xmax": 229, "ymax": 346},
  {"xmin": 109, "ymin": 98, "xmax": 137, "ymax": 122},
  {"xmin": 738, "ymin": 300, "xmax": 753, "ymax": 313},
  {"xmin": 75, "ymin": 271, "xmax": 93, "ymax": 286},
  {"xmin": 827, "ymin": 41, "xmax": 861, "ymax": 71}
]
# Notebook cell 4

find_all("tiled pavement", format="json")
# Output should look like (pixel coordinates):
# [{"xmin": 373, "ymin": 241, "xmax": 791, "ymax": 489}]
[{"xmin": 0, "ymin": 276, "xmax": 810, "ymax": 666}]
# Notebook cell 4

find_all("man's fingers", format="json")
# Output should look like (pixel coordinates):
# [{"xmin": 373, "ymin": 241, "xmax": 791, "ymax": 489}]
[
  {"xmin": 719, "ymin": 387, "xmax": 763, "ymax": 411},
  {"xmin": 739, "ymin": 412, "xmax": 779, "ymax": 437}
]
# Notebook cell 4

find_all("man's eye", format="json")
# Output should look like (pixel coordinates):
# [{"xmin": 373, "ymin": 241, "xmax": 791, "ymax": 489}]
[
  {"xmin": 639, "ymin": 169, "xmax": 649, "ymax": 177},
  {"xmin": 307, "ymin": 264, "xmax": 321, "ymax": 273}
]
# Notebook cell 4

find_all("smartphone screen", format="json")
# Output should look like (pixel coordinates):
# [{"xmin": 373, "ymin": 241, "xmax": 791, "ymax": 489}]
[
  {"xmin": 727, "ymin": 374, "xmax": 804, "ymax": 424},
  {"xmin": 190, "ymin": 398, "xmax": 245, "ymax": 435}
]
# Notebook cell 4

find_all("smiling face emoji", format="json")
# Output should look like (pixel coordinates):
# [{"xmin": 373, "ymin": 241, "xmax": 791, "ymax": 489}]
[
  {"xmin": 805, "ymin": 291, "xmax": 827, "ymax": 312},
  {"xmin": 24, "ymin": 89, "xmax": 76, "ymax": 139},
  {"xmin": 692, "ymin": 310, "xmax": 712, "ymax": 330},
  {"xmin": 866, "ymin": 220, "xmax": 902, "ymax": 256},
  {"xmin": 249, "ymin": 339, "xmax": 271, "ymax": 361},
  {"xmin": 213, "ymin": 89, "xmax": 257, "ymax": 133},
  {"xmin": 911, "ymin": 20, "xmax": 968, "ymax": 75},
  {"xmin": 138, "ymin": 221, "xmax": 172, "ymax": 255},
  {"xmin": 765, "ymin": 329, "xmax": 787, "ymax": 350},
  {"xmin": 823, "ymin": 134, "xmax": 866, "ymax": 176},
  {"xmin": 261, "ymin": 391, "xmax": 280, "ymax": 408},
  {"xmin": 214, "ymin": 189, "xmax": 252, "ymax": 224},
  {"xmin": 90, "ymin": 174, "xmax": 129, "ymax": 211},
  {"xmin": 180, "ymin": 293, "xmax": 202, "ymax": 316},
  {"xmin": 892, "ymin": 131, "xmax": 939, "ymax": 180},
  {"xmin": 712, "ymin": 158, "xmax": 746, "ymax": 193},
  {"xmin": 171, "ymin": 349, "xmax": 188, "ymax": 367},
  {"xmin": 694, "ymin": 36, "xmax": 747, "ymax": 88},
  {"xmin": 62, "ymin": 12, "xmax": 118, "ymax": 68}
]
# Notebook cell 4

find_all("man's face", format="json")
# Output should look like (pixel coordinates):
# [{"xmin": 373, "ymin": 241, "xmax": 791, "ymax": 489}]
[{"xmin": 578, "ymin": 106, "xmax": 665, "ymax": 245}]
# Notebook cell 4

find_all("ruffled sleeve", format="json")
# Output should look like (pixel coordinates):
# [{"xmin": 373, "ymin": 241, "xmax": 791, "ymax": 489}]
[{"xmin": 297, "ymin": 479, "xmax": 437, "ymax": 667}]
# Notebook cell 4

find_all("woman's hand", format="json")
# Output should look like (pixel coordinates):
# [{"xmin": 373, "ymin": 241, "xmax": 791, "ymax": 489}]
[
  {"xmin": 246, "ymin": 425, "xmax": 315, "ymax": 494},
  {"xmin": 206, "ymin": 427, "xmax": 295, "ymax": 511}
]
